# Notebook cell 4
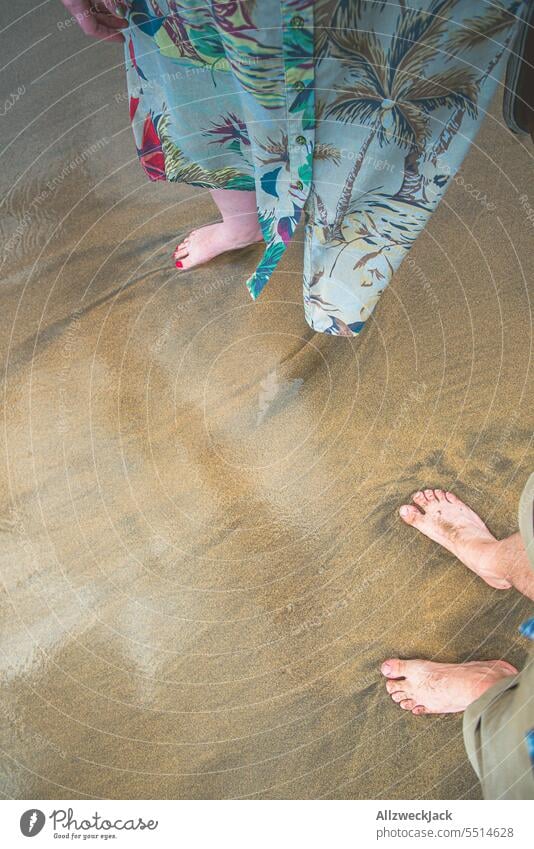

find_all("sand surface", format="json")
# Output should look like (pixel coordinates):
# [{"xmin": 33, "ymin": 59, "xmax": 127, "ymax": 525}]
[{"xmin": 1, "ymin": 2, "xmax": 533, "ymax": 799}]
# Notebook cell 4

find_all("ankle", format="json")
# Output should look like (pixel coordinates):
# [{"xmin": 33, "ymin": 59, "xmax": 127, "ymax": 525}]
[
  {"xmin": 222, "ymin": 214, "xmax": 261, "ymax": 236},
  {"xmin": 482, "ymin": 538, "xmax": 511, "ymax": 577},
  {"xmin": 485, "ymin": 536, "xmax": 534, "ymax": 598},
  {"xmin": 507, "ymin": 558, "xmax": 534, "ymax": 601}
]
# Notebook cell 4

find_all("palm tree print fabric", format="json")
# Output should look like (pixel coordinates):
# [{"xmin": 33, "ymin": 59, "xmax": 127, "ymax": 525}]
[{"xmin": 124, "ymin": 0, "xmax": 524, "ymax": 336}]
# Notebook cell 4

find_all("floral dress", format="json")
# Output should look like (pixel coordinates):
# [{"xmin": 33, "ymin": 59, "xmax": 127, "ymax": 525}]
[{"xmin": 124, "ymin": 0, "xmax": 525, "ymax": 336}]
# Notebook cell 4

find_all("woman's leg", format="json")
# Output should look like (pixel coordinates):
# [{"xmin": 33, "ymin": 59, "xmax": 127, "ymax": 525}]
[{"xmin": 173, "ymin": 189, "xmax": 263, "ymax": 270}]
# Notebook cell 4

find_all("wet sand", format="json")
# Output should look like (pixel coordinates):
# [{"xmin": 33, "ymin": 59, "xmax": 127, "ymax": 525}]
[{"xmin": 1, "ymin": 3, "xmax": 533, "ymax": 799}]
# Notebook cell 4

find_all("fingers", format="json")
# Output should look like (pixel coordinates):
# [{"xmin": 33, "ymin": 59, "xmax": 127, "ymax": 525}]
[
  {"xmin": 96, "ymin": 8, "xmax": 129, "ymax": 29},
  {"xmin": 61, "ymin": 0, "xmax": 128, "ymax": 42},
  {"xmin": 82, "ymin": 15, "xmax": 127, "ymax": 42},
  {"xmin": 99, "ymin": 0, "xmax": 128, "ymax": 17}
]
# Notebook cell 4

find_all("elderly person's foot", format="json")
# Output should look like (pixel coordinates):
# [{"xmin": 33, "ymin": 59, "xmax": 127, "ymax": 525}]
[
  {"xmin": 381, "ymin": 658, "xmax": 517, "ymax": 715},
  {"xmin": 173, "ymin": 187, "xmax": 263, "ymax": 271},
  {"xmin": 173, "ymin": 219, "xmax": 263, "ymax": 270},
  {"xmin": 399, "ymin": 489, "xmax": 512, "ymax": 590}
]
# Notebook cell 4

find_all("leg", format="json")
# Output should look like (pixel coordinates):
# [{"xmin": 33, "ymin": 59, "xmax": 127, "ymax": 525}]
[
  {"xmin": 463, "ymin": 474, "xmax": 534, "ymax": 797},
  {"xmin": 383, "ymin": 475, "xmax": 534, "ymax": 722},
  {"xmin": 173, "ymin": 189, "xmax": 263, "ymax": 270},
  {"xmin": 463, "ymin": 652, "xmax": 534, "ymax": 799},
  {"xmin": 399, "ymin": 489, "xmax": 534, "ymax": 599},
  {"xmin": 125, "ymin": 6, "xmax": 265, "ymax": 274},
  {"xmin": 489, "ymin": 533, "xmax": 534, "ymax": 600}
]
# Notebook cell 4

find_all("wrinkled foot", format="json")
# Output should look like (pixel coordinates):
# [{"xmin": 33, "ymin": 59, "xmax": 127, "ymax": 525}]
[
  {"xmin": 173, "ymin": 219, "xmax": 263, "ymax": 270},
  {"xmin": 381, "ymin": 657, "xmax": 517, "ymax": 715},
  {"xmin": 399, "ymin": 489, "xmax": 512, "ymax": 590}
]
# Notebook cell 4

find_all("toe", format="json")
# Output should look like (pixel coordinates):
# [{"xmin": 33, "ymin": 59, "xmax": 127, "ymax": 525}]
[
  {"xmin": 175, "ymin": 256, "xmax": 193, "ymax": 270},
  {"xmin": 385, "ymin": 679, "xmax": 404, "ymax": 695},
  {"xmin": 411, "ymin": 705, "xmax": 426, "ymax": 715},
  {"xmin": 412, "ymin": 491, "xmax": 427, "ymax": 509},
  {"xmin": 390, "ymin": 691, "xmax": 407, "ymax": 703},
  {"xmin": 499, "ymin": 660, "xmax": 518, "ymax": 676},
  {"xmin": 381, "ymin": 658, "xmax": 407, "ymax": 678},
  {"xmin": 400, "ymin": 699, "xmax": 415, "ymax": 710},
  {"xmin": 445, "ymin": 491, "xmax": 457, "ymax": 503},
  {"xmin": 174, "ymin": 246, "xmax": 189, "ymax": 260},
  {"xmin": 399, "ymin": 504, "xmax": 422, "ymax": 525},
  {"xmin": 434, "ymin": 489, "xmax": 445, "ymax": 501},
  {"xmin": 424, "ymin": 488, "xmax": 435, "ymax": 501}
]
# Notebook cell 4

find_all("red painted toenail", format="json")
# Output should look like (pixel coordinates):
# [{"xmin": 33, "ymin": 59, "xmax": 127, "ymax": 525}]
[{"xmin": 175, "ymin": 261, "xmax": 183, "ymax": 268}]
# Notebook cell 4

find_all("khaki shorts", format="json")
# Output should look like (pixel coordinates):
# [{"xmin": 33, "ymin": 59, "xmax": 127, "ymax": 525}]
[{"xmin": 463, "ymin": 474, "xmax": 534, "ymax": 799}]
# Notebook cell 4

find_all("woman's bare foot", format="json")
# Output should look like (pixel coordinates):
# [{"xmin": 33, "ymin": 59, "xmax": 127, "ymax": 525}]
[
  {"xmin": 173, "ymin": 220, "xmax": 263, "ymax": 270},
  {"xmin": 399, "ymin": 489, "xmax": 512, "ymax": 590},
  {"xmin": 381, "ymin": 657, "xmax": 518, "ymax": 715}
]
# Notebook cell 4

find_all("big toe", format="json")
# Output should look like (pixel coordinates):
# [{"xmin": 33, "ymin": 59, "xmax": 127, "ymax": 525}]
[
  {"xmin": 399, "ymin": 504, "xmax": 422, "ymax": 526},
  {"xmin": 381, "ymin": 658, "xmax": 407, "ymax": 678},
  {"xmin": 499, "ymin": 660, "xmax": 518, "ymax": 676}
]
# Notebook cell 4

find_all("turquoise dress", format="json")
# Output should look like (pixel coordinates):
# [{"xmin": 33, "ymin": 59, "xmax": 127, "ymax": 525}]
[{"xmin": 124, "ymin": 0, "xmax": 525, "ymax": 336}]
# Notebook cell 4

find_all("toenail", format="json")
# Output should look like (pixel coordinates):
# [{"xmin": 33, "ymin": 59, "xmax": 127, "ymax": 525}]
[
  {"xmin": 399, "ymin": 506, "xmax": 410, "ymax": 518},
  {"xmin": 381, "ymin": 662, "xmax": 391, "ymax": 675},
  {"xmin": 175, "ymin": 261, "xmax": 183, "ymax": 268}
]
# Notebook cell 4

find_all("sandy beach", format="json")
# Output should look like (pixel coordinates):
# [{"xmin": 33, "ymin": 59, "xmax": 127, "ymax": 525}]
[{"xmin": 1, "ymin": 2, "xmax": 533, "ymax": 799}]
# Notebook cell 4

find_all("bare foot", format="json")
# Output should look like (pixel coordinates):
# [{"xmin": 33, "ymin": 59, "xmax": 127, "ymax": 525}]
[
  {"xmin": 399, "ymin": 489, "xmax": 512, "ymax": 590},
  {"xmin": 173, "ymin": 220, "xmax": 263, "ymax": 270},
  {"xmin": 381, "ymin": 657, "xmax": 517, "ymax": 715}
]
